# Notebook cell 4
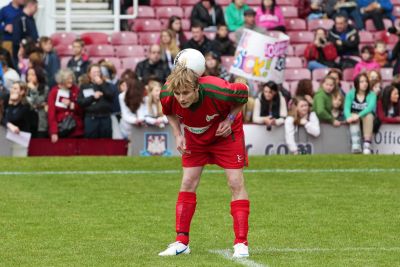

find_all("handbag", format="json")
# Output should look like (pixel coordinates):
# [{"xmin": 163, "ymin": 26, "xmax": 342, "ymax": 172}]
[
  {"xmin": 58, "ymin": 115, "xmax": 76, "ymax": 137},
  {"xmin": 322, "ymin": 43, "xmax": 338, "ymax": 61}
]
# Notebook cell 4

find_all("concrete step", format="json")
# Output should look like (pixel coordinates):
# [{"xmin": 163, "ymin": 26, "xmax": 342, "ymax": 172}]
[
  {"xmin": 57, "ymin": 10, "xmax": 113, "ymax": 15},
  {"xmin": 56, "ymin": 22, "xmax": 114, "ymax": 29},
  {"xmin": 56, "ymin": 2, "xmax": 109, "ymax": 10}
]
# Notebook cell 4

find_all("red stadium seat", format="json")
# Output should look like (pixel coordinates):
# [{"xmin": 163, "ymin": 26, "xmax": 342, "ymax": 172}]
[
  {"xmin": 365, "ymin": 19, "xmax": 392, "ymax": 31},
  {"xmin": 111, "ymin": 32, "xmax": 138, "ymax": 45},
  {"xmin": 221, "ymin": 56, "xmax": 235, "ymax": 69},
  {"xmin": 289, "ymin": 81, "xmax": 298, "ymax": 96},
  {"xmin": 138, "ymin": 32, "xmax": 160, "ymax": 45},
  {"xmin": 132, "ymin": 19, "xmax": 162, "ymax": 32},
  {"xmin": 293, "ymin": 44, "xmax": 307, "ymax": 57},
  {"xmin": 265, "ymin": 31, "xmax": 282, "ymax": 39},
  {"xmin": 184, "ymin": 31, "xmax": 192, "ymax": 40},
  {"xmin": 288, "ymin": 31, "xmax": 314, "ymax": 43},
  {"xmin": 277, "ymin": 0, "xmax": 296, "ymax": 5},
  {"xmin": 80, "ymin": 32, "xmax": 109, "ymax": 45},
  {"xmin": 281, "ymin": 6, "xmax": 298, "ymax": 18},
  {"xmin": 307, "ymin": 19, "xmax": 334, "ymax": 31},
  {"xmin": 60, "ymin": 57, "xmax": 70, "ymax": 68},
  {"xmin": 115, "ymin": 45, "xmax": 146, "ymax": 58},
  {"xmin": 216, "ymin": 0, "xmax": 230, "ymax": 5},
  {"xmin": 180, "ymin": 0, "xmax": 198, "ymax": 6},
  {"xmin": 156, "ymin": 6, "xmax": 183, "ymax": 19},
  {"xmin": 341, "ymin": 81, "xmax": 353, "ymax": 94},
  {"xmin": 284, "ymin": 68, "xmax": 311, "ymax": 81},
  {"xmin": 312, "ymin": 68, "xmax": 330, "ymax": 81},
  {"xmin": 392, "ymin": 0, "xmax": 400, "ymax": 4},
  {"xmin": 342, "ymin": 68, "xmax": 354, "ymax": 81},
  {"xmin": 286, "ymin": 45, "xmax": 294, "ymax": 56},
  {"xmin": 55, "ymin": 44, "xmax": 74, "ymax": 57},
  {"xmin": 151, "ymin": 0, "xmax": 177, "ymax": 6},
  {"xmin": 205, "ymin": 32, "xmax": 216, "ymax": 40},
  {"xmin": 312, "ymin": 80, "xmax": 320, "ymax": 92},
  {"xmin": 136, "ymin": 6, "xmax": 155, "ymax": 18},
  {"xmin": 184, "ymin": 6, "xmax": 193, "ymax": 18},
  {"xmin": 245, "ymin": 0, "xmax": 261, "ymax": 6},
  {"xmin": 393, "ymin": 6, "xmax": 400, "ymax": 17},
  {"xmin": 86, "ymin": 44, "xmax": 115, "ymax": 57},
  {"xmin": 285, "ymin": 57, "xmax": 303, "ymax": 68},
  {"xmin": 51, "ymin": 32, "xmax": 77, "ymax": 47},
  {"xmin": 181, "ymin": 19, "xmax": 191, "ymax": 31},
  {"xmin": 359, "ymin": 31, "xmax": 374, "ymax": 44},
  {"xmin": 90, "ymin": 57, "xmax": 122, "ymax": 69},
  {"xmin": 381, "ymin": 68, "xmax": 393, "ymax": 81},
  {"xmin": 374, "ymin": 31, "xmax": 399, "ymax": 44},
  {"xmin": 285, "ymin": 18, "xmax": 307, "ymax": 31},
  {"xmin": 121, "ymin": 57, "xmax": 145, "ymax": 70}
]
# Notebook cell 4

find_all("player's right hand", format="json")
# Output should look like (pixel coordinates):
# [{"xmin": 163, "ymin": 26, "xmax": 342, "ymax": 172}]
[{"xmin": 176, "ymin": 135, "xmax": 187, "ymax": 154}]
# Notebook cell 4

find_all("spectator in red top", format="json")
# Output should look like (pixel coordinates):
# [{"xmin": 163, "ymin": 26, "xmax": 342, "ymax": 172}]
[
  {"xmin": 305, "ymin": 28, "xmax": 338, "ymax": 70},
  {"xmin": 47, "ymin": 69, "xmax": 84, "ymax": 143},
  {"xmin": 377, "ymin": 85, "xmax": 400, "ymax": 123}
]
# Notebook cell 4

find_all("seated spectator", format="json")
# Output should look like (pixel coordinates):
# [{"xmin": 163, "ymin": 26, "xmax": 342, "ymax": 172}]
[
  {"xmin": 2, "ymin": 81, "xmax": 31, "ymax": 134},
  {"xmin": 119, "ymin": 78, "xmax": 146, "ymax": 139},
  {"xmin": 190, "ymin": 0, "xmax": 225, "ymax": 31},
  {"xmin": 358, "ymin": 0, "xmax": 394, "ymax": 31},
  {"xmin": 294, "ymin": 79, "xmax": 314, "ymax": 107},
  {"xmin": 26, "ymin": 66, "xmax": 49, "ymax": 137},
  {"xmin": 255, "ymin": 0, "xmax": 286, "ymax": 32},
  {"xmin": 313, "ymin": 75, "xmax": 341, "ymax": 126},
  {"xmin": 77, "ymin": 64, "xmax": 114, "ymax": 138},
  {"xmin": 39, "ymin": 36, "xmax": 60, "ymax": 88},
  {"xmin": 285, "ymin": 97, "xmax": 320, "ymax": 154},
  {"xmin": 327, "ymin": 68, "xmax": 346, "ymax": 95},
  {"xmin": 212, "ymin": 24, "xmax": 236, "ymax": 56},
  {"xmin": 325, "ymin": 0, "xmax": 364, "ymax": 30},
  {"xmin": 352, "ymin": 45, "xmax": 380, "ymax": 79},
  {"xmin": 47, "ymin": 69, "xmax": 84, "ymax": 143},
  {"xmin": 182, "ymin": 23, "xmax": 215, "ymax": 55},
  {"xmin": 135, "ymin": 44, "xmax": 170, "ymax": 84},
  {"xmin": 159, "ymin": 29, "xmax": 180, "ymax": 70},
  {"xmin": 1, "ymin": 59, "xmax": 20, "ymax": 91},
  {"xmin": 204, "ymin": 51, "xmax": 230, "ymax": 81},
  {"xmin": 252, "ymin": 81, "xmax": 287, "ymax": 130},
  {"xmin": 235, "ymin": 9, "xmax": 266, "ymax": 44},
  {"xmin": 225, "ymin": 0, "xmax": 250, "ymax": 32},
  {"xmin": 167, "ymin": 16, "xmax": 187, "ymax": 49},
  {"xmin": 376, "ymin": 85, "xmax": 400, "ymax": 123},
  {"xmin": 234, "ymin": 76, "xmax": 254, "ymax": 123},
  {"xmin": 368, "ymin": 69, "xmax": 383, "ymax": 95},
  {"xmin": 305, "ymin": 28, "xmax": 338, "ymax": 70},
  {"xmin": 328, "ymin": 14, "xmax": 360, "ymax": 68},
  {"xmin": 143, "ymin": 78, "xmax": 168, "ymax": 128},
  {"xmin": 373, "ymin": 40, "xmax": 389, "ymax": 67},
  {"xmin": 306, "ymin": 0, "xmax": 325, "ymax": 21},
  {"xmin": 67, "ymin": 39, "xmax": 90, "ymax": 82},
  {"xmin": 332, "ymin": 90, "xmax": 345, "ymax": 122},
  {"xmin": 344, "ymin": 73, "xmax": 377, "ymax": 154}
]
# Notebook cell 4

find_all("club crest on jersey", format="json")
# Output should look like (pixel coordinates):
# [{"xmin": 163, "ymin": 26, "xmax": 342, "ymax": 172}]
[
  {"xmin": 183, "ymin": 124, "xmax": 211, "ymax": 134},
  {"xmin": 206, "ymin": 114, "xmax": 219, "ymax": 122}
]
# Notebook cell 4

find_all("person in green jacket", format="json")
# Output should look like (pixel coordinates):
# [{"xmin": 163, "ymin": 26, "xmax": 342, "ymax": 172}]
[
  {"xmin": 344, "ymin": 73, "xmax": 377, "ymax": 154},
  {"xmin": 313, "ymin": 75, "xmax": 342, "ymax": 127},
  {"xmin": 225, "ymin": 0, "xmax": 250, "ymax": 32}
]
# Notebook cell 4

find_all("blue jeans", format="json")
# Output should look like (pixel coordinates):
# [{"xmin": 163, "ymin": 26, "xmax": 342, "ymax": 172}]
[
  {"xmin": 308, "ymin": 61, "xmax": 329, "ymax": 71},
  {"xmin": 338, "ymin": 8, "xmax": 364, "ymax": 30}
]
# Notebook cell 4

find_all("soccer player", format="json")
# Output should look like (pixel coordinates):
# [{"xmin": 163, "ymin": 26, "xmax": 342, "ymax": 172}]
[{"xmin": 158, "ymin": 63, "xmax": 250, "ymax": 258}]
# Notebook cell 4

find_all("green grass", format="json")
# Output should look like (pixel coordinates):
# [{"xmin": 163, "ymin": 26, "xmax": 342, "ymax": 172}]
[{"xmin": 1, "ymin": 156, "xmax": 399, "ymax": 267}]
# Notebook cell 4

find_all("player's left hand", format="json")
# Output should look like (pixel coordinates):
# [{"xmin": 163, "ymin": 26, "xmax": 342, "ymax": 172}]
[{"xmin": 216, "ymin": 119, "xmax": 232, "ymax": 137}]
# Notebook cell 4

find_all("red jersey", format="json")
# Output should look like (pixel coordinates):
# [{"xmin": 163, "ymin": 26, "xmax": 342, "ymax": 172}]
[{"xmin": 160, "ymin": 76, "xmax": 248, "ymax": 146}]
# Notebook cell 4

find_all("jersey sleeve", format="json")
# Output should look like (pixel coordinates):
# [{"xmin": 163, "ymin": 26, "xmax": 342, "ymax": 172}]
[
  {"xmin": 160, "ymin": 85, "xmax": 174, "ymax": 116},
  {"xmin": 200, "ymin": 76, "xmax": 248, "ymax": 105}
]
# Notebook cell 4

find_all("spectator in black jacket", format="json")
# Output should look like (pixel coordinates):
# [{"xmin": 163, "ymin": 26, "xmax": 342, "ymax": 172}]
[
  {"xmin": 135, "ymin": 44, "xmax": 170, "ymax": 84},
  {"xmin": 12, "ymin": 0, "xmax": 38, "ymax": 64},
  {"xmin": 190, "ymin": 0, "xmax": 225, "ymax": 31},
  {"xmin": 182, "ymin": 23, "xmax": 215, "ymax": 55},
  {"xmin": 39, "ymin": 37, "xmax": 60, "ymax": 88},
  {"xmin": 212, "ymin": 24, "xmax": 236, "ymax": 56},
  {"xmin": 67, "ymin": 39, "xmax": 91, "ymax": 82},
  {"xmin": 77, "ymin": 64, "xmax": 114, "ymax": 138}
]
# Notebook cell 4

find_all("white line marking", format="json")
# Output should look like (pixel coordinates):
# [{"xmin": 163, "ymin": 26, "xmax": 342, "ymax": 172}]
[
  {"xmin": 253, "ymin": 247, "xmax": 400, "ymax": 253},
  {"xmin": 0, "ymin": 168, "xmax": 399, "ymax": 176},
  {"xmin": 209, "ymin": 249, "xmax": 268, "ymax": 267}
]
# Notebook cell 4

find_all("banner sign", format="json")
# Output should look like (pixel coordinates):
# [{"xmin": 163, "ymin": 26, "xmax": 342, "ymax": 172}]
[{"xmin": 230, "ymin": 29, "xmax": 289, "ymax": 84}]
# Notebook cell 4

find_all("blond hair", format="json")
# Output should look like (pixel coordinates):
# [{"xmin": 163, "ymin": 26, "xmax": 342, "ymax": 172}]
[
  {"xmin": 166, "ymin": 64, "xmax": 199, "ymax": 93},
  {"xmin": 289, "ymin": 96, "xmax": 309, "ymax": 126},
  {"xmin": 147, "ymin": 79, "xmax": 163, "ymax": 117},
  {"xmin": 160, "ymin": 29, "xmax": 180, "ymax": 59}
]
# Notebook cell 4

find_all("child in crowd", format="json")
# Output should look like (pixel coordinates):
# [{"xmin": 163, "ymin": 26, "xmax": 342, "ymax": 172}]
[
  {"xmin": 212, "ymin": 24, "xmax": 236, "ymax": 56},
  {"xmin": 255, "ymin": 0, "xmax": 286, "ymax": 32},
  {"xmin": 143, "ymin": 78, "xmax": 168, "ymax": 128},
  {"xmin": 368, "ymin": 70, "xmax": 383, "ymax": 95},
  {"xmin": 373, "ymin": 40, "xmax": 389, "ymax": 68},
  {"xmin": 252, "ymin": 81, "xmax": 287, "ymax": 130},
  {"xmin": 376, "ymin": 85, "xmax": 400, "ymax": 123},
  {"xmin": 313, "ymin": 75, "xmax": 341, "ymax": 126},
  {"xmin": 327, "ymin": 68, "xmax": 346, "ymax": 95},
  {"xmin": 332, "ymin": 91, "xmax": 345, "ymax": 122},
  {"xmin": 344, "ymin": 73, "xmax": 377, "ymax": 154},
  {"xmin": 352, "ymin": 45, "xmax": 380, "ymax": 79},
  {"xmin": 295, "ymin": 79, "xmax": 314, "ymax": 107}
]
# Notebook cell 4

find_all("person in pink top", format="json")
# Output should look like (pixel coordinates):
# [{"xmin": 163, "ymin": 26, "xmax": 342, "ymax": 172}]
[
  {"xmin": 255, "ymin": 0, "xmax": 286, "ymax": 32},
  {"xmin": 352, "ymin": 45, "xmax": 380, "ymax": 80}
]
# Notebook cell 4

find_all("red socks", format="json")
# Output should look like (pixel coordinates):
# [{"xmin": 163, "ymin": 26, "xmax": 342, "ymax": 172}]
[
  {"xmin": 231, "ymin": 199, "xmax": 250, "ymax": 245},
  {"xmin": 175, "ymin": 192, "xmax": 197, "ymax": 245}
]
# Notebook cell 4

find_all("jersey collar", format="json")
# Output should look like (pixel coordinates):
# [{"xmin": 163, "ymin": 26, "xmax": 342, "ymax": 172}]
[{"xmin": 189, "ymin": 85, "xmax": 204, "ymax": 111}]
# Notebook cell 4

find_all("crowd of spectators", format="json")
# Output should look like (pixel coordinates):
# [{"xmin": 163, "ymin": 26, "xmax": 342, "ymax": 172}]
[{"xmin": 0, "ymin": 0, "xmax": 400, "ymax": 155}]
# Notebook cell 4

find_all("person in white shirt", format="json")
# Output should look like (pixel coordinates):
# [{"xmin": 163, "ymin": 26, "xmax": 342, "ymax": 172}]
[
  {"xmin": 2, "ymin": 59, "xmax": 20, "ymax": 91},
  {"xmin": 285, "ymin": 96, "xmax": 320, "ymax": 154},
  {"xmin": 143, "ymin": 78, "xmax": 168, "ymax": 127}
]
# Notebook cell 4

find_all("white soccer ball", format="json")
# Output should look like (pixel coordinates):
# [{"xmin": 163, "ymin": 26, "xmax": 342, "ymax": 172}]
[{"xmin": 174, "ymin": 48, "xmax": 206, "ymax": 76}]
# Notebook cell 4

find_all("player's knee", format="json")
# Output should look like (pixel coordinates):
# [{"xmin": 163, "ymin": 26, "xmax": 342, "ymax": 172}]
[
  {"xmin": 227, "ymin": 176, "xmax": 244, "ymax": 192},
  {"xmin": 181, "ymin": 176, "xmax": 199, "ymax": 191}
]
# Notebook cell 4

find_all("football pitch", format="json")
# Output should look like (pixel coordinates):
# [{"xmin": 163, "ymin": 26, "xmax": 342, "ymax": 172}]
[{"xmin": 1, "ymin": 155, "xmax": 399, "ymax": 267}]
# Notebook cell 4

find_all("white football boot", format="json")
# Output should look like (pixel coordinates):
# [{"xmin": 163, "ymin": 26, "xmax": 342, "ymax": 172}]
[
  {"xmin": 233, "ymin": 243, "xmax": 249, "ymax": 258},
  {"xmin": 158, "ymin": 241, "xmax": 190, "ymax": 256}
]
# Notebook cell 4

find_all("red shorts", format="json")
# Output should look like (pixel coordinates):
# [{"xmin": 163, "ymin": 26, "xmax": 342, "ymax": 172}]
[{"xmin": 182, "ymin": 130, "xmax": 248, "ymax": 169}]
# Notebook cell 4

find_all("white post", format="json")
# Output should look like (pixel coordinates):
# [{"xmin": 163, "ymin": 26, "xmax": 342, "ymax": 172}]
[
  {"xmin": 65, "ymin": 0, "xmax": 72, "ymax": 32},
  {"xmin": 114, "ymin": 0, "xmax": 120, "ymax": 32}
]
